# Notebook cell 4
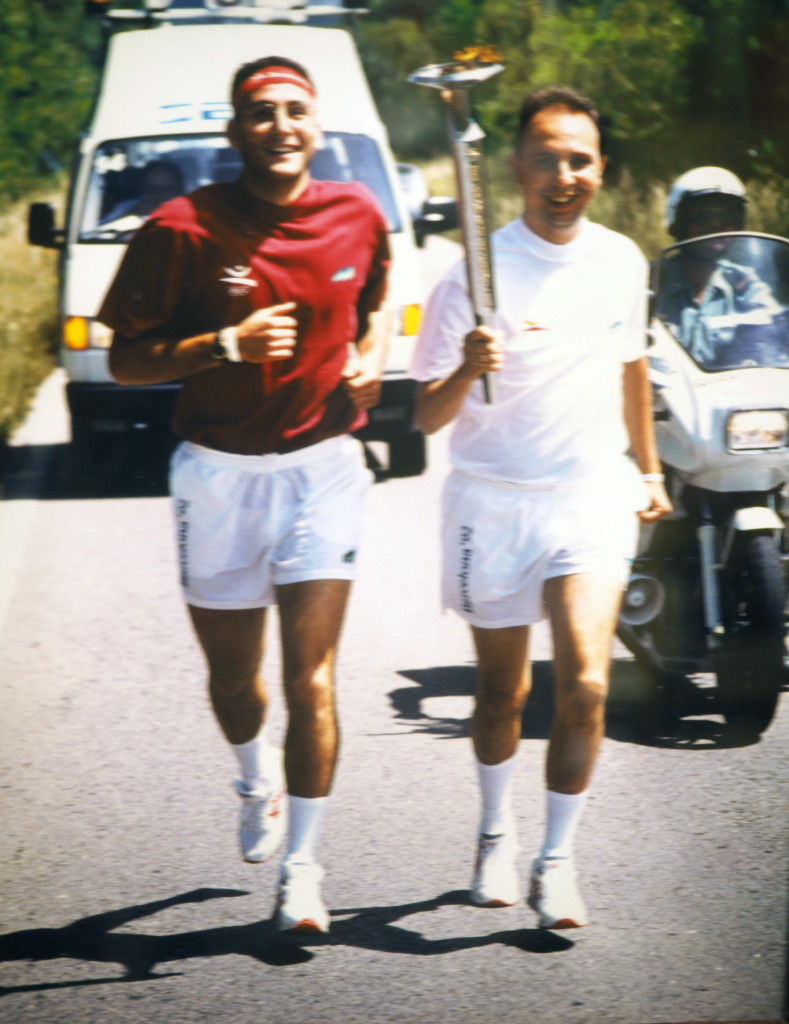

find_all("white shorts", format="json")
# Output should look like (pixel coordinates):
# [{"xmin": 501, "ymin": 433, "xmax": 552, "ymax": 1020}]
[
  {"xmin": 170, "ymin": 436, "xmax": 372, "ymax": 609},
  {"xmin": 441, "ymin": 467, "xmax": 642, "ymax": 629}
]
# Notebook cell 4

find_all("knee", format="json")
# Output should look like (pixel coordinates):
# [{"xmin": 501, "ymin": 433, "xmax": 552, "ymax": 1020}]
[
  {"xmin": 286, "ymin": 664, "xmax": 336, "ymax": 720},
  {"xmin": 554, "ymin": 676, "xmax": 607, "ymax": 730},
  {"xmin": 209, "ymin": 668, "xmax": 258, "ymax": 701},
  {"xmin": 476, "ymin": 676, "xmax": 530, "ymax": 723}
]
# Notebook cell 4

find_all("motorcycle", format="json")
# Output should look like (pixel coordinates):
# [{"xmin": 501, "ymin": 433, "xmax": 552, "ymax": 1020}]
[{"xmin": 617, "ymin": 231, "xmax": 789, "ymax": 738}]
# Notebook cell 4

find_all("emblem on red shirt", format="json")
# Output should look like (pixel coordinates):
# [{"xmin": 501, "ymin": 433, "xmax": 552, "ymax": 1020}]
[{"xmin": 219, "ymin": 265, "xmax": 256, "ymax": 297}]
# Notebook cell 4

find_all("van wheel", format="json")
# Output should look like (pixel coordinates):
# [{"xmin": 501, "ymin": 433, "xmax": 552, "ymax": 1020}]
[
  {"xmin": 68, "ymin": 419, "xmax": 129, "ymax": 496},
  {"xmin": 388, "ymin": 433, "xmax": 426, "ymax": 478},
  {"xmin": 68, "ymin": 422, "xmax": 101, "ymax": 496}
]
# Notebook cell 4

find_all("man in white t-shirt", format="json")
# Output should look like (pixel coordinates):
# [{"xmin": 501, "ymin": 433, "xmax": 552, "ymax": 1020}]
[{"xmin": 410, "ymin": 86, "xmax": 671, "ymax": 929}]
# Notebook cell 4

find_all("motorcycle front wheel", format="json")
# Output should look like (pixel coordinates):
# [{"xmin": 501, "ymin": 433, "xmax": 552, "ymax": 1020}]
[{"xmin": 716, "ymin": 532, "xmax": 786, "ymax": 736}]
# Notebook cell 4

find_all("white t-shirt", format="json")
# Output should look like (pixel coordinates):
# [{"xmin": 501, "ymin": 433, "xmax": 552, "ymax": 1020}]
[{"xmin": 411, "ymin": 217, "xmax": 648, "ymax": 488}]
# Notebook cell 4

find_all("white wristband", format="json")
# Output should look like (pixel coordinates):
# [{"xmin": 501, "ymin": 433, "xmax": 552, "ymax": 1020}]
[
  {"xmin": 219, "ymin": 326, "xmax": 242, "ymax": 362},
  {"xmin": 642, "ymin": 473, "xmax": 664, "ymax": 482}
]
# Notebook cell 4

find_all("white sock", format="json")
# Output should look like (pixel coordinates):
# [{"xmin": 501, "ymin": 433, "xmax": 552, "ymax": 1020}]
[
  {"xmin": 540, "ymin": 789, "xmax": 588, "ymax": 860},
  {"xmin": 476, "ymin": 752, "xmax": 518, "ymax": 836},
  {"xmin": 284, "ymin": 795, "xmax": 329, "ymax": 865},
  {"xmin": 231, "ymin": 726, "xmax": 281, "ymax": 794}
]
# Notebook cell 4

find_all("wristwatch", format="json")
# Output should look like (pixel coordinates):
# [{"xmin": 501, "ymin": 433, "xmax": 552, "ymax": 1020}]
[
  {"xmin": 211, "ymin": 332, "xmax": 229, "ymax": 362},
  {"xmin": 211, "ymin": 327, "xmax": 241, "ymax": 362}
]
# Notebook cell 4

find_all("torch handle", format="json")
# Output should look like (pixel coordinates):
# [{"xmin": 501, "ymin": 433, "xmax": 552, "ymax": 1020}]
[{"xmin": 446, "ymin": 98, "xmax": 497, "ymax": 403}]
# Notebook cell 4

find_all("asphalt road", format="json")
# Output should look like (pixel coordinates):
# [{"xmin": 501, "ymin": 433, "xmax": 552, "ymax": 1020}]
[{"xmin": 1, "ymin": 311, "xmax": 788, "ymax": 1023}]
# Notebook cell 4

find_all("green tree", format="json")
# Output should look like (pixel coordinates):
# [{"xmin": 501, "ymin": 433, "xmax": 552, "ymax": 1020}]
[
  {"xmin": 677, "ymin": 0, "xmax": 789, "ymax": 178},
  {"xmin": 0, "ymin": 0, "xmax": 101, "ymax": 206},
  {"xmin": 476, "ymin": 0, "xmax": 696, "ymax": 180},
  {"xmin": 353, "ymin": 17, "xmax": 444, "ymax": 156}
]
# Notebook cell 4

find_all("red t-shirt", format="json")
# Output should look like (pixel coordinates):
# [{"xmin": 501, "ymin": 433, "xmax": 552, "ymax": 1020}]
[{"xmin": 98, "ymin": 179, "xmax": 390, "ymax": 455}]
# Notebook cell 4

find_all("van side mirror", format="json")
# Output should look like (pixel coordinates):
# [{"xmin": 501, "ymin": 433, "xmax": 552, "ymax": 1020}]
[
  {"xmin": 413, "ymin": 196, "xmax": 458, "ymax": 247},
  {"xmin": 28, "ymin": 203, "xmax": 64, "ymax": 249}
]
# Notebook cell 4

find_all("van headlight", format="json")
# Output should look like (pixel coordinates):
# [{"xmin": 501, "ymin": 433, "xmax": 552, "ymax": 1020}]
[{"xmin": 726, "ymin": 409, "xmax": 789, "ymax": 451}]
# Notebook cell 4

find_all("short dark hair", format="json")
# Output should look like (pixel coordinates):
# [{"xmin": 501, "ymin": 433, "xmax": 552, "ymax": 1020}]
[
  {"xmin": 515, "ymin": 86, "xmax": 604, "ymax": 154},
  {"xmin": 230, "ymin": 56, "xmax": 315, "ymax": 112}
]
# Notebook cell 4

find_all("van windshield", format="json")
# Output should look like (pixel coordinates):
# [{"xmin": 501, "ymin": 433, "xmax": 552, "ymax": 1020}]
[{"xmin": 78, "ymin": 133, "xmax": 401, "ymax": 241}]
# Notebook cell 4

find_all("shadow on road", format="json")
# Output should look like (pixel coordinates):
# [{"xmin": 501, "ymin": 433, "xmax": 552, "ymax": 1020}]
[
  {"xmin": 0, "ymin": 439, "xmax": 406, "ymax": 502},
  {"xmin": 0, "ymin": 440, "xmax": 173, "ymax": 501},
  {"xmin": 392, "ymin": 661, "xmax": 763, "ymax": 751},
  {"xmin": 0, "ymin": 886, "xmax": 573, "ymax": 993}
]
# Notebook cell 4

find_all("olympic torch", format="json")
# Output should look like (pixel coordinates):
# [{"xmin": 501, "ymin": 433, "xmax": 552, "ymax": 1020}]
[{"xmin": 409, "ymin": 49, "xmax": 504, "ymax": 404}]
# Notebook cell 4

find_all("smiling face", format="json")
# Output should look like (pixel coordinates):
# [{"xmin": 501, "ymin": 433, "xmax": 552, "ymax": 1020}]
[
  {"xmin": 228, "ymin": 81, "xmax": 321, "ymax": 202},
  {"xmin": 512, "ymin": 105, "xmax": 605, "ymax": 245}
]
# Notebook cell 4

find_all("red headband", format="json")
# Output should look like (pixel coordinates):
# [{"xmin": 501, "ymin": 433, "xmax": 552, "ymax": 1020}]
[{"xmin": 234, "ymin": 66, "xmax": 315, "ymax": 107}]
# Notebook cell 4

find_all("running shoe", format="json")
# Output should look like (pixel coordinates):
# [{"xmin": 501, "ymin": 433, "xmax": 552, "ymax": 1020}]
[
  {"xmin": 276, "ymin": 860, "xmax": 330, "ymax": 933},
  {"xmin": 527, "ymin": 855, "xmax": 588, "ymax": 928},
  {"xmin": 470, "ymin": 833, "xmax": 521, "ymax": 907},
  {"xmin": 234, "ymin": 780, "xmax": 286, "ymax": 864}
]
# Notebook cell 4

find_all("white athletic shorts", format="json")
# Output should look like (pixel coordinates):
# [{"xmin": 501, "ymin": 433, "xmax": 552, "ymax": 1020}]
[
  {"xmin": 442, "ymin": 466, "xmax": 642, "ymax": 629},
  {"xmin": 170, "ymin": 436, "xmax": 372, "ymax": 609}
]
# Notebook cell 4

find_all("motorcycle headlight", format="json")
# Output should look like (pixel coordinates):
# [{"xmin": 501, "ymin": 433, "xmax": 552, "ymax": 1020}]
[{"xmin": 726, "ymin": 409, "xmax": 789, "ymax": 451}]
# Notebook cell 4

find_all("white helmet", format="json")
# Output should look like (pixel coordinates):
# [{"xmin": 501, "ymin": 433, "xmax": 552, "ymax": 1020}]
[{"xmin": 665, "ymin": 166, "xmax": 747, "ymax": 233}]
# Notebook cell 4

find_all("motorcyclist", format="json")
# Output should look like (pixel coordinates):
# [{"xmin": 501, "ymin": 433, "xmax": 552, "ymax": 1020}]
[{"xmin": 655, "ymin": 166, "xmax": 781, "ymax": 365}]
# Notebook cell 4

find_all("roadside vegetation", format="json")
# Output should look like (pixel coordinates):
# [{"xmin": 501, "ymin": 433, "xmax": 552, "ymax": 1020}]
[{"xmin": 0, "ymin": 188, "xmax": 61, "ymax": 446}]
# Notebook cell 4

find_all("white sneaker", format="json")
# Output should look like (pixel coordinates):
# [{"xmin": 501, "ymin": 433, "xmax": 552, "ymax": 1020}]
[
  {"xmin": 470, "ymin": 833, "xmax": 521, "ymax": 907},
  {"xmin": 235, "ymin": 780, "xmax": 286, "ymax": 864},
  {"xmin": 528, "ymin": 856, "xmax": 588, "ymax": 929},
  {"xmin": 276, "ymin": 861, "xmax": 330, "ymax": 933}
]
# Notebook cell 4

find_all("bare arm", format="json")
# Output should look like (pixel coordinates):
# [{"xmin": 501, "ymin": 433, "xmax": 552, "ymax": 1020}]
[
  {"xmin": 341, "ymin": 304, "xmax": 392, "ymax": 411},
  {"xmin": 341, "ymin": 233, "xmax": 393, "ymax": 411},
  {"xmin": 623, "ymin": 356, "xmax": 672, "ymax": 523},
  {"xmin": 109, "ymin": 302, "xmax": 299, "ymax": 386},
  {"xmin": 414, "ymin": 325, "xmax": 503, "ymax": 435}
]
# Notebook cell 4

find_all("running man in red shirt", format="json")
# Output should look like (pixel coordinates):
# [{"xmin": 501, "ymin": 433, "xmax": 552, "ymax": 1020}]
[{"xmin": 99, "ymin": 57, "xmax": 391, "ymax": 934}]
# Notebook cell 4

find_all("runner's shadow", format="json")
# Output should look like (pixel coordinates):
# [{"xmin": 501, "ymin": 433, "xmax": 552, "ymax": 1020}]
[
  {"xmin": 0, "ymin": 887, "xmax": 573, "ymax": 994},
  {"xmin": 327, "ymin": 889, "xmax": 573, "ymax": 956},
  {"xmin": 391, "ymin": 661, "xmax": 730, "ymax": 748},
  {"xmin": 391, "ymin": 663, "xmax": 556, "ymax": 740}
]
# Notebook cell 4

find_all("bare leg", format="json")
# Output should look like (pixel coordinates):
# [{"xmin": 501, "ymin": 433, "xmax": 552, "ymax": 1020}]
[
  {"xmin": 188, "ymin": 605, "xmax": 268, "ymax": 745},
  {"xmin": 543, "ymin": 573, "xmax": 624, "ymax": 794},
  {"xmin": 277, "ymin": 578, "xmax": 352, "ymax": 799},
  {"xmin": 467, "ymin": 625, "xmax": 531, "ymax": 906},
  {"xmin": 471, "ymin": 624, "xmax": 531, "ymax": 765}
]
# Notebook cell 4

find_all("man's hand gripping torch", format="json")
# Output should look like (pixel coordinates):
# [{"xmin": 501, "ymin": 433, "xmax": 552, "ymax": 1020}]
[{"xmin": 409, "ymin": 51, "xmax": 504, "ymax": 404}]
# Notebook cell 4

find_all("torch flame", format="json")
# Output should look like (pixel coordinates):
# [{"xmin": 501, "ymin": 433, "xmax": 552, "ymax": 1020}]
[{"xmin": 452, "ymin": 46, "xmax": 502, "ymax": 64}]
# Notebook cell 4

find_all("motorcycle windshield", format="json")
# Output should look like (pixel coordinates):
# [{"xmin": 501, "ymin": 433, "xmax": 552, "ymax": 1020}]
[
  {"xmin": 652, "ymin": 233, "xmax": 789, "ymax": 372},
  {"xmin": 77, "ymin": 133, "xmax": 401, "ymax": 243}
]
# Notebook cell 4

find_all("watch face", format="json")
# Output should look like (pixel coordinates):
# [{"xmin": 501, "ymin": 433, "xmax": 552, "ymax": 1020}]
[{"xmin": 211, "ymin": 333, "xmax": 228, "ymax": 361}]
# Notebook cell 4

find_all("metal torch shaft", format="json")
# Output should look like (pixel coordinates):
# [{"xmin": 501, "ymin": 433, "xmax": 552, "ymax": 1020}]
[{"xmin": 445, "ymin": 90, "xmax": 497, "ymax": 404}]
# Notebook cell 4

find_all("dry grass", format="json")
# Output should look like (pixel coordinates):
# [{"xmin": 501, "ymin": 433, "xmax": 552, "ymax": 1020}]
[{"xmin": 0, "ymin": 189, "xmax": 61, "ymax": 444}]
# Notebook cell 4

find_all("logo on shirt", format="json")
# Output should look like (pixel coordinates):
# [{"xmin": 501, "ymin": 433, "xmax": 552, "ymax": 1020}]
[
  {"xmin": 331, "ymin": 266, "xmax": 357, "ymax": 283},
  {"xmin": 520, "ymin": 319, "xmax": 549, "ymax": 332},
  {"xmin": 219, "ymin": 265, "xmax": 256, "ymax": 297}
]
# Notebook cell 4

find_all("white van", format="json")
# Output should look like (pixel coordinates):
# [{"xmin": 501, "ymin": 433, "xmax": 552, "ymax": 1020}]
[{"xmin": 29, "ymin": 0, "xmax": 455, "ymax": 489}]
